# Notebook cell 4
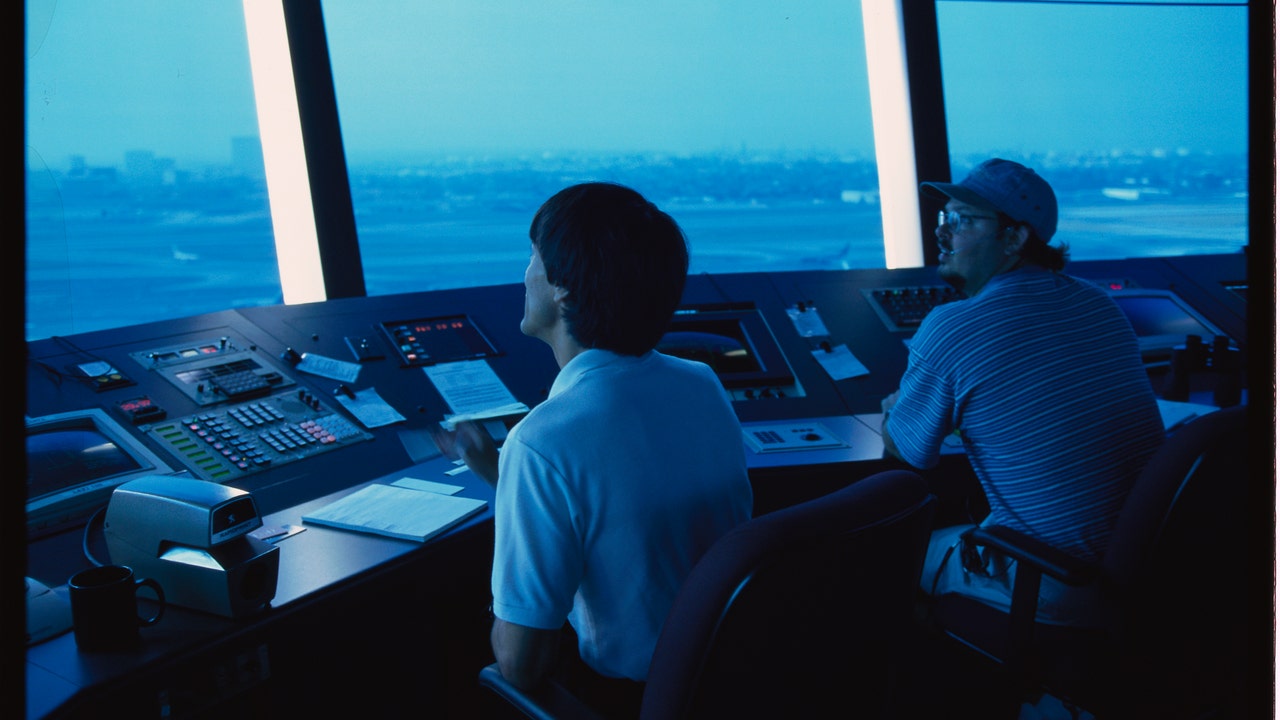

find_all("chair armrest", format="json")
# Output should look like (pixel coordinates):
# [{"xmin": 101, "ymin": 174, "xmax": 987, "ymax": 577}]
[
  {"xmin": 967, "ymin": 526, "xmax": 1098, "ymax": 586},
  {"xmin": 477, "ymin": 663, "xmax": 606, "ymax": 720}
]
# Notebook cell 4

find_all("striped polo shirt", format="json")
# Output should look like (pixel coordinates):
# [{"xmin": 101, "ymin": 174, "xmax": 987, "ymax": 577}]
[{"xmin": 887, "ymin": 267, "xmax": 1164, "ymax": 562}]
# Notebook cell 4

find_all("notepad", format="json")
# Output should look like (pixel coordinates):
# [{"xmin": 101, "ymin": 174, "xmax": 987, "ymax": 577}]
[{"xmin": 302, "ymin": 484, "xmax": 487, "ymax": 542}]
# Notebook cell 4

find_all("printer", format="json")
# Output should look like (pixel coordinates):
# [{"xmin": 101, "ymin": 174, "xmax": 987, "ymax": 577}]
[{"xmin": 104, "ymin": 476, "xmax": 279, "ymax": 619}]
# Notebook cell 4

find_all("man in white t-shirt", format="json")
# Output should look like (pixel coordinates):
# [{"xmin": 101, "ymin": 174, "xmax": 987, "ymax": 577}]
[{"xmin": 435, "ymin": 182, "xmax": 753, "ymax": 714}]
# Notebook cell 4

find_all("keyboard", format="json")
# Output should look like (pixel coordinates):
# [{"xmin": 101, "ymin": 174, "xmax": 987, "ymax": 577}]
[
  {"xmin": 209, "ymin": 369, "xmax": 273, "ymax": 399},
  {"xmin": 864, "ymin": 285, "xmax": 961, "ymax": 332}
]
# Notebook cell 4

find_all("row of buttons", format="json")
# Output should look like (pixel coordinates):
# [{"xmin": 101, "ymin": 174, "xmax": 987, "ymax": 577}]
[
  {"xmin": 869, "ymin": 286, "xmax": 960, "ymax": 329},
  {"xmin": 209, "ymin": 369, "xmax": 273, "ymax": 399},
  {"xmin": 186, "ymin": 413, "xmax": 274, "ymax": 472},
  {"xmin": 151, "ymin": 394, "xmax": 374, "ymax": 483},
  {"xmin": 228, "ymin": 402, "xmax": 287, "ymax": 428}
]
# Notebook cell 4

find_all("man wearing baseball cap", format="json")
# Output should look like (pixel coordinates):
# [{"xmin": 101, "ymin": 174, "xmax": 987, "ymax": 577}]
[{"xmin": 880, "ymin": 158, "xmax": 1164, "ymax": 625}]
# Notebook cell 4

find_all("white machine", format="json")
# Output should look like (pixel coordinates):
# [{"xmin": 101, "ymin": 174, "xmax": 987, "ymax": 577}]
[{"xmin": 104, "ymin": 476, "xmax": 279, "ymax": 619}]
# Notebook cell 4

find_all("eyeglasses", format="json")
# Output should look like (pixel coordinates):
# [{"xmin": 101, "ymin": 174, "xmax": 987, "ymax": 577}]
[{"xmin": 937, "ymin": 210, "xmax": 998, "ymax": 233}]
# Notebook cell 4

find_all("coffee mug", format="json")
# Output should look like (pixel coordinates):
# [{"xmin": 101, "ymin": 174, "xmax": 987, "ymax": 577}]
[{"xmin": 68, "ymin": 565, "xmax": 165, "ymax": 651}]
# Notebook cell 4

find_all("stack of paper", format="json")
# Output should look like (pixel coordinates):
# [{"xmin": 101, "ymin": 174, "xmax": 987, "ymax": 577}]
[{"xmin": 302, "ymin": 483, "xmax": 487, "ymax": 542}]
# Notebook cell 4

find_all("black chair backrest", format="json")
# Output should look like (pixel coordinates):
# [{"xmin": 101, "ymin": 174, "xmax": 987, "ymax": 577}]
[
  {"xmin": 1097, "ymin": 405, "xmax": 1249, "ymax": 703},
  {"xmin": 1102, "ymin": 405, "xmax": 1248, "ymax": 595},
  {"xmin": 639, "ymin": 469, "xmax": 936, "ymax": 720}
]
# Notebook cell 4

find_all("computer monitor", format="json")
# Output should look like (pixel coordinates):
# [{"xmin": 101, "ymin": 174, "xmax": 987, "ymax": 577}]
[
  {"xmin": 26, "ymin": 408, "xmax": 178, "ymax": 539},
  {"xmin": 1109, "ymin": 289, "xmax": 1229, "ymax": 360},
  {"xmin": 658, "ymin": 304, "xmax": 794, "ymax": 390}
]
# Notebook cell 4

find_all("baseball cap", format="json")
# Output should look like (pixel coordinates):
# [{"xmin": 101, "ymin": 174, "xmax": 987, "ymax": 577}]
[{"xmin": 921, "ymin": 158, "xmax": 1058, "ymax": 242}]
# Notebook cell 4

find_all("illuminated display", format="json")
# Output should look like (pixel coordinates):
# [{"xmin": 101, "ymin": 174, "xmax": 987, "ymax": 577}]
[{"xmin": 379, "ymin": 314, "xmax": 500, "ymax": 366}]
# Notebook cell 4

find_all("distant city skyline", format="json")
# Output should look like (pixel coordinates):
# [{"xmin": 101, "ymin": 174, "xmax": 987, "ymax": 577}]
[
  {"xmin": 24, "ymin": 147, "xmax": 1249, "ymax": 341},
  {"xmin": 29, "ymin": 138, "xmax": 1251, "ymax": 179}
]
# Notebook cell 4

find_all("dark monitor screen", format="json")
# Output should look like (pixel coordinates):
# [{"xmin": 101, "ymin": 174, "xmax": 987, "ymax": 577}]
[
  {"xmin": 1110, "ymin": 290, "xmax": 1226, "ymax": 357},
  {"xmin": 658, "ymin": 305, "xmax": 793, "ymax": 389},
  {"xmin": 28, "ymin": 425, "xmax": 143, "ymax": 501},
  {"xmin": 1113, "ymin": 295, "xmax": 1218, "ymax": 339},
  {"xmin": 26, "ymin": 408, "xmax": 177, "ymax": 538}
]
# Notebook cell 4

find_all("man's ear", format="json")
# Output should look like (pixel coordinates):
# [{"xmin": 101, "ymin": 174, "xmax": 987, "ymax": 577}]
[
  {"xmin": 1004, "ymin": 225, "xmax": 1030, "ymax": 255},
  {"xmin": 552, "ymin": 285, "xmax": 570, "ymax": 305}
]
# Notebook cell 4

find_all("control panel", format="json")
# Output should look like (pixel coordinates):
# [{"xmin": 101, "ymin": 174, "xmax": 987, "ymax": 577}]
[
  {"xmin": 23, "ymin": 254, "xmax": 1249, "ymax": 533},
  {"xmin": 129, "ymin": 336, "xmax": 293, "ymax": 406},
  {"xmin": 144, "ymin": 390, "xmax": 373, "ymax": 483},
  {"xmin": 863, "ymin": 277, "xmax": 1145, "ymax": 334},
  {"xmin": 863, "ymin": 285, "xmax": 961, "ymax": 333},
  {"xmin": 380, "ymin": 314, "xmax": 501, "ymax": 366}
]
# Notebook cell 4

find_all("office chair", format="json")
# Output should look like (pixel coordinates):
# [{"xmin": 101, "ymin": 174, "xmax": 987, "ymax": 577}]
[
  {"xmin": 927, "ymin": 404, "xmax": 1251, "ymax": 719},
  {"xmin": 478, "ymin": 469, "xmax": 937, "ymax": 719}
]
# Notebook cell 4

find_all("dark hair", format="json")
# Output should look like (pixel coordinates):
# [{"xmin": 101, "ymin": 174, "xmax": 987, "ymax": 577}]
[
  {"xmin": 997, "ymin": 212, "xmax": 1069, "ymax": 272},
  {"xmin": 529, "ymin": 182, "xmax": 689, "ymax": 355}
]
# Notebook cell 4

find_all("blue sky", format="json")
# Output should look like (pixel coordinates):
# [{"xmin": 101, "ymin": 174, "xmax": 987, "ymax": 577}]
[
  {"xmin": 937, "ymin": 1, "xmax": 1249, "ymax": 157},
  {"xmin": 25, "ymin": 0, "xmax": 1251, "ymax": 168},
  {"xmin": 322, "ymin": 1, "xmax": 874, "ymax": 159}
]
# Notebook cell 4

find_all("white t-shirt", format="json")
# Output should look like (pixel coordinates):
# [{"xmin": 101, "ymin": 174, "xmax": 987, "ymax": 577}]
[{"xmin": 491, "ymin": 349, "xmax": 753, "ymax": 680}]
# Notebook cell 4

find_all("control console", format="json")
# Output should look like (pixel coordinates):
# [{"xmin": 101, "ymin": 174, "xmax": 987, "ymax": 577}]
[
  {"xmin": 130, "ymin": 337, "xmax": 293, "ymax": 406},
  {"xmin": 144, "ymin": 390, "xmax": 373, "ymax": 483}
]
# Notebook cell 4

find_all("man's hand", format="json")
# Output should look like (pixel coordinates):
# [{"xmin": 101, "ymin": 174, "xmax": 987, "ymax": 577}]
[{"xmin": 430, "ymin": 420, "xmax": 500, "ymax": 486}]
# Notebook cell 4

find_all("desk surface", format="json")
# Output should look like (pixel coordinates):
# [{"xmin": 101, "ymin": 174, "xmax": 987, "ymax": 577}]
[
  {"xmin": 25, "ymin": 412, "xmax": 896, "ymax": 718},
  {"xmin": 33, "ymin": 394, "xmax": 1229, "ymax": 717},
  {"xmin": 25, "ymin": 454, "xmax": 496, "ymax": 720}
]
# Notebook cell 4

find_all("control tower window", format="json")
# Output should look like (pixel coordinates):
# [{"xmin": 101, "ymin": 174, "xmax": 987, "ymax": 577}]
[
  {"xmin": 321, "ymin": 1, "xmax": 881, "ymax": 296},
  {"xmin": 25, "ymin": 2, "xmax": 280, "ymax": 341},
  {"xmin": 937, "ymin": 0, "xmax": 1248, "ymax": 260}
]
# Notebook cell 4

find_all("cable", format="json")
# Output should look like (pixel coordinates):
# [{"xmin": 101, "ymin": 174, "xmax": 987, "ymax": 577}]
[{"xmin": 81, "ymin": 506, "xmax": 110, "ymax": 568}]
